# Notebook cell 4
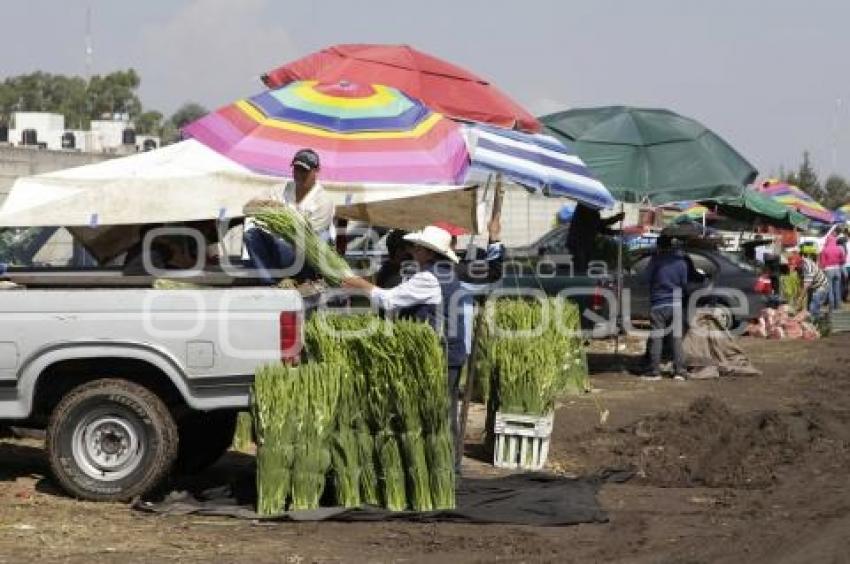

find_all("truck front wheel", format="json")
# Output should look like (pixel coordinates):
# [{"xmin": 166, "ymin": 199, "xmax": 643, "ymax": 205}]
[{"xmin": 46, "ymin": 378, "xmax": 178, "ymax": 502}]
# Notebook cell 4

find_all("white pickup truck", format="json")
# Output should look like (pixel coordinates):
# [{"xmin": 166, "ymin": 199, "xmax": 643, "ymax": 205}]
[{"xmin": 0, "ymin": 277, "xmax": 303, "ymax": 502}]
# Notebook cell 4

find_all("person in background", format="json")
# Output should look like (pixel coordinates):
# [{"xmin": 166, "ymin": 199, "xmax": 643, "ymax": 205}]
[
  {"xmin": 343, "ymin": 226, "xmax": 467, "ymax": 472},
  {"xmin": 641, "ymin": 235, "xmax": 689, "ymax": 381},
  {"xmin": 433, "ymin": 216, "xmax": 505, "ymax": 366},
  {"xmin": 753, "ymin": 234, "xmax": 770, "ymax": 265},
  {"xmin": 375, "ymin": 229, "xmax": 411, "ymax": 289},
  {"xmin": 123, "ymin": 225, "xmax": 200, "ymax": 275},
  {"xmin": 566, "ymin": 204, "xmax": 626, "ymax": 272},
  {"xmin": 788, "ymin": 253, "xmax": 830, "ymax": 321},
  {"xmin": 243, "ymin": 148, "xmax": 336, "ymax": 283},
  {"xmin": 818, "ymin": 233, "xmax": 845, "ymax": 312},
  {"xmin": 840, "ymin": 232, "xmax": 850, "ymax": 302},
  {"xmin": 184, "ymin": 219, "xmax": 233, "ymax": 267}
]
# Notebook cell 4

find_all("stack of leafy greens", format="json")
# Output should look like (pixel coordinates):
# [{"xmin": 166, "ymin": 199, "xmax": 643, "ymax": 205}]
[
  {"xmin": 252, "ymin": 362, "xmax": 341, "ymax": 515},
  {"xmin": 297, "ymin": 312, "xmax": 455, "ymax": 512},
  {"xmin": 248, "ymin": 206, "xmax": 353, "ymax": 286},
  {"xmin": 474, "ymin": 297, "xmax": 588, "ymax": 414}
]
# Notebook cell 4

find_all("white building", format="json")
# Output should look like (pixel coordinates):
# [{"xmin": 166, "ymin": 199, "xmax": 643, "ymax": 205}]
[
  {"xmin": 7, "ymin": 112, "xmax": 65, "ymax": 150},
  {"xmin": 88, "ymin": 116, "xmax": 134, "ymax": 153},
  {"xmin": 135, "ymin": 134, "xmax": 160, "ymax": 152},
  {"xmin": 5, "ymin": 112, "xmax": 159, "ymax": 154}
]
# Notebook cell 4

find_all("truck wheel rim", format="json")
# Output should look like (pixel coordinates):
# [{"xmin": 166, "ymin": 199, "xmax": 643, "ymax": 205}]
[{"xmin": 71, "ymin": 408, "xmax": 145, "ymax": 482}]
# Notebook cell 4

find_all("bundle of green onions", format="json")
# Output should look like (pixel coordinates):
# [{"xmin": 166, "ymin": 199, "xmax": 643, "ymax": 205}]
[
  {"xmin": 393, "ymin": 320, "xmax": 455, "ymax": 510},
  {"xmin": 231, "ymin": 411, "xmax": 253, "ymax": 452},
  {"xmin": 252, "ymin": 362, "xmax": 341, "ymax": 515},
  {"xmin": 475, "ymin": 298, "xmax": 588, "ymax": 418},
  {"xmin": 359, "ymin": 336, "xmax": 407, "ymax": 512},
  {"xmin": 305, "ymin": 313, "xmax": 381, "ymax": 506},
  {"xmin": 249, "ymin": 206, "xmax": 353, "ymax": 286},
  {"xmin": 301, "ymin": 312, "xmax": 455, "ymax": 511},
  {"xmin": 252, "ymin": 363, "xmax": 296, "ymax": 516},
  {"xmin": 305, "ymin": 314, "xmax": 365, "ymax": 507},
  {"xmin": 547, "ymin": 299, "xmax": 590, "ymax": 395},
  {"xmin": 290, "ymin": 362, "xmax": 341, "ymax": 510}
]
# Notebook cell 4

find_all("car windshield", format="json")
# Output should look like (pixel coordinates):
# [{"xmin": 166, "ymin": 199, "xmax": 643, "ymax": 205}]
[{"xmin": 719, "ymin": 250, "xmax": 757, "ymax": 272}]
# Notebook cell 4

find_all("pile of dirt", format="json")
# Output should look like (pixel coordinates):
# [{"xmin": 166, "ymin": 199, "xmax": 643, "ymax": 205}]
[{"xmin": 611, "ymin": 397, "xmax": 822, "ymax": 488}]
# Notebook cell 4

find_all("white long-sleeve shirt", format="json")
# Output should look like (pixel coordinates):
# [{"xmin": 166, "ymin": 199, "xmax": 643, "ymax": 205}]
[{"xmin": 369, "ymin": 270, "xmax": 441, "ymax": 312}]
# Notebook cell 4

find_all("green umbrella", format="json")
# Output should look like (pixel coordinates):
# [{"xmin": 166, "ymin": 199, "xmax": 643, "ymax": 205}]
[
  {"xmin": 705, "ymin": 189, "xmax": 808, "ymax": 229},
  {"xmin": 541, "ymin": 106, "xmax": 758, "ymax": 205}
]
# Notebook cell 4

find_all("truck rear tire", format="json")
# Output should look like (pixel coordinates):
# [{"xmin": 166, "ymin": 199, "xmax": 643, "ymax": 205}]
[
  {"xmin": 174, "ymin": 410, "xmax": 238, "ymax": 475},
  {"xmin": 46, "ymin": 378, "xmax": 178, "ymax": 502}
]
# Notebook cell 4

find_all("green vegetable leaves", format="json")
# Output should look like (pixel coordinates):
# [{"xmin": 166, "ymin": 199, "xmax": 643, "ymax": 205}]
[{"xmin": 250, "ymin": 207, "xmax": 353, "ymax": 286}]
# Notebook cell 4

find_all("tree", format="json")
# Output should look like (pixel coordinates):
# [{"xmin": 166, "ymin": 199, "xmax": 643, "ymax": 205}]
[
  {"xmin": 169, "ymin": 103, "xmax": 208, "ymax": 130},
  {"xmin": 822, "ymin": 175, "xmax": 850, "ymax": 210},
  {"xmin": 0, "ymin": 72, "xmax": 88, "ymax": 127},
  {"xmin": 158, "ymin": 120, "xmax": 180, "ymax": 146},
  {"xmin": 784, "ymin": 151, "xmax": 821, "ymax": 197},
  {"xmin": 158, "ymin": 103, "xmax": 208, "ymax": 145},
  {"xmin": 86, "ymin": 69, "xmax": 142, "ymax": 120},
  {"xmin": 135, "ymin": 110, "xmax": 163, "ymax": 135},
  {"xmin": 0, "ymin": 69, "xmax": 149, "ymax": 130}
]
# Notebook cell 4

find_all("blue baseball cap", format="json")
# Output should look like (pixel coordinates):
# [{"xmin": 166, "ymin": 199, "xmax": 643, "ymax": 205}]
[{"xmin": 291, "ymin": 148, "xmax": 320, "ymax": 171}]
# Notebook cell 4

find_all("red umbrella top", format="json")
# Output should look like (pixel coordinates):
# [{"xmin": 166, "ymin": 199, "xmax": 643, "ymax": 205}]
[{"xmin": 262, "ymin": 43, "xmax": 541, "ymax": 133}]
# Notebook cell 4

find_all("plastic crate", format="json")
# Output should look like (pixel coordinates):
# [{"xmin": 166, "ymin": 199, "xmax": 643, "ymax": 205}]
[
  {"xmin": 831, "ymin": 312, "xmax": 850, "ymax": 334},
  {"xmin": 493, "ymin": 412, "xmax": 554, "ymax": 470}
]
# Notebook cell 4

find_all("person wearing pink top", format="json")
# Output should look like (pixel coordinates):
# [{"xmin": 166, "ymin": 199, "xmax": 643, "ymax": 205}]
[
  {"xmin": 840, "ymin": 233, "xmax": 850, "ymax": 302},
  {"xmin": 819, "ymin": 234, "xmax": 846, "ymax": 312}
]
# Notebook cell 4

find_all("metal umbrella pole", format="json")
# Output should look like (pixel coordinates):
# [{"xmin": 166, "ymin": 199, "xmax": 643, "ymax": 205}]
[{"xmin": 614, "ymin": 201, "xmax": 625, "ymax": 367}]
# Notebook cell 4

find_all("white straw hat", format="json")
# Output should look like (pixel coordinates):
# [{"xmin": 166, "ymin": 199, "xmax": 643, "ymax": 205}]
[{"xmin": 403, "ymin": 226, "xmax": 459, "ymax": 264}]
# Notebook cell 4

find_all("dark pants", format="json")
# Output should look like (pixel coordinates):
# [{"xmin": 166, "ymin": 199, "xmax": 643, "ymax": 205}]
[
  {"xmin": 648, "ymin": 305, "xmax": 685, "ymax": 374},
  {"xmin": 447, "ymin": 365, "xmax": 463, "ymax": 473},
  {"xmin": 243, "ymin": 227, "xmax": 315, "ymax": 283},
  {"xmin": 844, "ymin": 267, "xmax": 850, "ymax": 302}
]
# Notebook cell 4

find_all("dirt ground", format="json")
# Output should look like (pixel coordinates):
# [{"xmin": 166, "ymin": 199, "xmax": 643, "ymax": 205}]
[{"xmin": 1, "ymin": 335, "xmax": 849, "ymax": 563}]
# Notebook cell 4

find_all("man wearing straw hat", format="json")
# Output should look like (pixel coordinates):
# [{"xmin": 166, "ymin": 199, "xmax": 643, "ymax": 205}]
[{"xmin": 344, "ymin": 225, "xmax": 467, "ymax": 471}]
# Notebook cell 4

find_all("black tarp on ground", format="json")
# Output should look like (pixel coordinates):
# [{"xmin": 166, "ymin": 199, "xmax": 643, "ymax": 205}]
[{"xmin": 134, "ymin": 473, "xmax": 613, "ymax": 527}]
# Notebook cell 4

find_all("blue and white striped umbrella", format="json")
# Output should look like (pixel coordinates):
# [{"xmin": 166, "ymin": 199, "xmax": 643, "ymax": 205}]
[{"xmin": 463, "ymin": 124, "xmax": 615, "ymax": 209}]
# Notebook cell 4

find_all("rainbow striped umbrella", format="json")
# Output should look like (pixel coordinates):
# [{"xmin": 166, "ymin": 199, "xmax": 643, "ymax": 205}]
[
  {"xmin": 660, "ymin": 201, "xmax": 713, "ymax": 223},
  {"xmin": 183, "ymin": 80, "xmax": 469, "ymax": 184},
  {"xmin": 758, "ymin": 182, "xmax": 834, "ymax": 224}
]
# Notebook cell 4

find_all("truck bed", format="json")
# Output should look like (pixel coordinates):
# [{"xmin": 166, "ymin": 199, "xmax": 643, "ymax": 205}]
[{"xmin": 0, "ymin": 286, "xmax": 304, "ymax": 418}]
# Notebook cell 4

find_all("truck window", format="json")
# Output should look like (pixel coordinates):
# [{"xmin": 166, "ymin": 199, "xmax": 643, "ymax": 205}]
[
  {"xmin": 0, "ymin": 226, "xmax": 84, "ymax": 267},
  {"xmin": 538, "ymin": 228, "xmax": 569, "ymax": 254}
]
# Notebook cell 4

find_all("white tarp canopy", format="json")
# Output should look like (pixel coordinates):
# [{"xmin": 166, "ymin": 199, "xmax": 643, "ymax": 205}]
[{"xmin": 0, "ymin": 139, "xmax": 481, "ymax": 232}]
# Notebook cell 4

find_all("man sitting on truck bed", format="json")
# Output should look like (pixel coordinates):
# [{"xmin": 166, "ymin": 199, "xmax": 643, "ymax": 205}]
[{"xmin": 243, "ymin": 148, "xmax": 336, "ymax": 283}]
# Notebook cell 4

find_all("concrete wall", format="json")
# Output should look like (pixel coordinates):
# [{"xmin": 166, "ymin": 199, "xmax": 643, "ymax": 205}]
[
  {"xmin": 0, "ymin": 145, "xmax": 114, "ymax": 264},
  {"xmin": 497, "ymin": 184, "xmax": 635, "ymax": 247},
  {"xmin": 499, "ymin": 184, "xmax": 564, "ymax": 246}
]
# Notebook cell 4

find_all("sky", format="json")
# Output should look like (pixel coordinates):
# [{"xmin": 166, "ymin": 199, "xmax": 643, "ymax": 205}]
[{"xmin": 4, "ymin": 0, "xmax": 850, "ymax": 180}]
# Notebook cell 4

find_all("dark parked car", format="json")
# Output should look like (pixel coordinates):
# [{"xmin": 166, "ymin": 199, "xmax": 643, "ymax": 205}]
[{"xmin": 502, "ymin": 225, "xmax": 764, "ymax": 335}]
